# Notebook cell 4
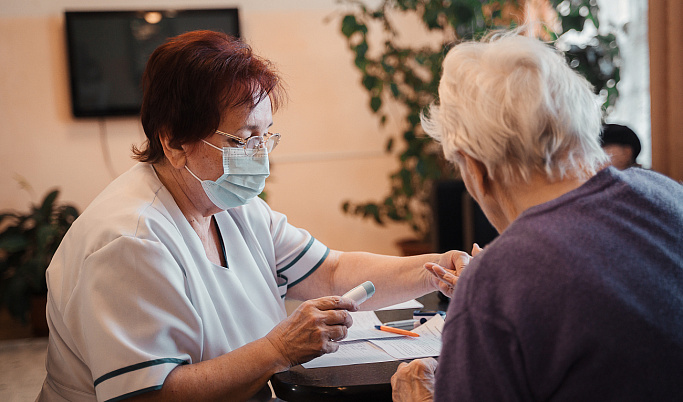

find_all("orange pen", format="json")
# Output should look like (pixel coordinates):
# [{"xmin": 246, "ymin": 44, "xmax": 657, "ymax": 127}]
[{"xmin": 374, "ymin": 325, "xmax": 420, "ymax": 337}]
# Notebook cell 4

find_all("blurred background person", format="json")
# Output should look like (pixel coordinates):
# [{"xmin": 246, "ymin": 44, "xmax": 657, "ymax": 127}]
[{"xmin": 600, "ymin": 123, "xmax": 642, "ymax": 169}]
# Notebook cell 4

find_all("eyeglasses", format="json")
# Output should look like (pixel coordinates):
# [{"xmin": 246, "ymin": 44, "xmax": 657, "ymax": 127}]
[{"xmin": 215, "ymin": 129, "xmax": 281, "ymax": 155}]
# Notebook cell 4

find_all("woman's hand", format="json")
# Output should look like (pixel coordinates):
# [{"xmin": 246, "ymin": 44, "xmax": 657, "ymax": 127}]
[
  {"xmin": 391, "ymin": 357, "xmax": 438, "ymax": 402},
  {"xmin": 427, "ymin": 243, "xmax": 483, "ymax": 298},
  {"xmin": 265, "ymin": 296, "xmax": 357, "ymax": 368}
]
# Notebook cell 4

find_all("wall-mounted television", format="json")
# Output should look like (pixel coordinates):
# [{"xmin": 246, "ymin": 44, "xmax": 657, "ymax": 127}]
[{"xmin": 65, "ymin": 9, "xmax": 240, "ymax": 118}]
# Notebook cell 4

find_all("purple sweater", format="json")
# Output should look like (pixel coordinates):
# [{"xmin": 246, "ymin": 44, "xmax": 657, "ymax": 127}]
[{"xmin": 435, "ymin": 167, "xmax": 683, "ymax": 401}]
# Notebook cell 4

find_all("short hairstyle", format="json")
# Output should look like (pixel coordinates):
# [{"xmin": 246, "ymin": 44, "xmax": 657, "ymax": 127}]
[
  {"xmin": 422, "ymin": 31, "xmax": 609, "ymax": 184},
  {"xmin": 133, "ymin": 30, "xmax": 285, "ymax": 163},
  {"xmin": 600, "ymin": 123, "xmax": 641, "ymax": 161}
]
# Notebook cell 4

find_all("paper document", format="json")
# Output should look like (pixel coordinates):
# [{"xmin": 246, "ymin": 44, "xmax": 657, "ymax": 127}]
[
  {"xmin": 368, "ymin": 314, "xmax": 444, "ymax": 359},
  {"xmin": 301, "ymin": 313, "xmax": 444, "ymax": 369},
  {"xmin": 343, "ymin": 311, "xmax": 403, "ymax": 342},
  {"xmin": 301, "ymin": 340, "xmax": 396, "ymax": 368}
]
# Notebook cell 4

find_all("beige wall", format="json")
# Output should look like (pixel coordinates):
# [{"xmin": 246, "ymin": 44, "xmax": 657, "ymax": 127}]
[{"xmin": 0, "ymin": 1, "xmax": 414, "ymax": 254}]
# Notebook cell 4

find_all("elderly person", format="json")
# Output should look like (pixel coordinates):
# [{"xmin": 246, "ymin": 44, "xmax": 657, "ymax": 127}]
[
  {"xmin": 392, "ymin": 32, "xmax": 683, "ymax": 401},
  {"xmin": 37, "ymin": 31, "xmax": 469, "ymax": 402}
]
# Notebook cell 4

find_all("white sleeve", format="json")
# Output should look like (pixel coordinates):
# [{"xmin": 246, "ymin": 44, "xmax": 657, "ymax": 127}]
[
  {"xmin": 64, "ymin": 235, "xmax": 201, "ymax": 402},
  {"xmin": 267, "ymin": 206, "xmax": 329, "ymax": 290}
]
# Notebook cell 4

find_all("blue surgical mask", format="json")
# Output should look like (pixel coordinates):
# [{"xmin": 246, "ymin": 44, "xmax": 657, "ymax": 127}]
[{"xmin": 185, "ymin": 141, "xmax": 270, "ymax": 209}]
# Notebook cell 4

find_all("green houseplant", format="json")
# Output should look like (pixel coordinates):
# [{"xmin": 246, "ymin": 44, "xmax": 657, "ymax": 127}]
[
  {"xmin": 338, "ymin": 0, "xmax": 620, "ymax": 250},
  {"xmin": 0, "ymin": 187, "xmax": 79, "ymax": 332}
]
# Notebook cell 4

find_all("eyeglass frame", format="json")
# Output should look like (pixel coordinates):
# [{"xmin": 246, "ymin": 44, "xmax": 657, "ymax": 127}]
[{"xmin": 214, "ymin": 129, "xmax": 281, "ymax": 153}]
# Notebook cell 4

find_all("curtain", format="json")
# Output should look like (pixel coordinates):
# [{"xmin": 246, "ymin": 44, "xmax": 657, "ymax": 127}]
[{"xmin": 649, "ymin": 0, "xmax": 683, "ymax": 181}]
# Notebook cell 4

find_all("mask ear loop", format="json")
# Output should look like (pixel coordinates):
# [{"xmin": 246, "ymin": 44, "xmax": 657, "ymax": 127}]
[
  {"xmin": 185, "ymin": 165, "xmax": 203, "ymax": 182},
  {"xmin": 202, "ymin": 139, "xmax": 223, "ymax": 152},
  {"xmin": 184, "ymin": 140, "xmax": 225, "ymax": 182}
]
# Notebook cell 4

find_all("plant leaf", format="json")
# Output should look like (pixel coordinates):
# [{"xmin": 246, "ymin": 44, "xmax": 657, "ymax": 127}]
[
  {"xmin": 370, "ymin": 96, "xmax": 382, "ymax": 112},
  {"xmin": 39, "ymin": 190, "xmax": 60, "ymax": 218},
  {"xmin": 341, "ymin": 15, "xmax": 359, "ymax": 38},
  {"xmin": 0, "ymin": 232, "xmax": 29, "ymax": 253}
]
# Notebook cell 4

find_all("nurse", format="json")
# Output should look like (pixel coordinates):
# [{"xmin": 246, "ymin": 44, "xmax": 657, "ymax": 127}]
[{"xmin": 37, "ymin": 30, "xmax": 470, "ymax": 401}]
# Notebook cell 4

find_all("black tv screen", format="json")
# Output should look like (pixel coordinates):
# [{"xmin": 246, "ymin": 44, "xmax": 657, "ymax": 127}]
[{"xmin": 65, "ymin": 9, "xmax": 240, "ymax": 118}]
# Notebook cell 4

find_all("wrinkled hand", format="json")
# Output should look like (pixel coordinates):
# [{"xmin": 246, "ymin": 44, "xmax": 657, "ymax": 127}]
[
  {"xmin": 391, "ymin": 357, "xmax": 438, "ymax": 402},
  {"xmin": 265, "ymin": 296, "xmax": 357, "ymax": 368},
  {"xmin": 427, "ymin": 243, "xmax": 483, "ymax": 298}
]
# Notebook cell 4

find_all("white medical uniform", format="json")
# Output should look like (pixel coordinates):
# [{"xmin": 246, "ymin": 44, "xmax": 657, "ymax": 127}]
[{"xmin": 37, "ymin": 163, "xmax": 329, "ymax": 402}]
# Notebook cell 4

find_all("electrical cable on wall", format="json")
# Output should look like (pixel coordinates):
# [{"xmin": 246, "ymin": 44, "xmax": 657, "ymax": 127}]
[{"xmin": 98, "ymin": 118, "xmax": 118, "ymax": 180}]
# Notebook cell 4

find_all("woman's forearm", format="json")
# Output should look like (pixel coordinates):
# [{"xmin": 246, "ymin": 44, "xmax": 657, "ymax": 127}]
[
  {"xmin": 330, "ymin": 251, "xmax": 440, "ymax": 310},
  {"xmin": 128, "ymin": 337, "xmax": 288, "ymax": 401},
  {"xmin": 126, "ymin": 294, "xmax": 356, "ymax": 402},
  {"xmin": 288, "ymin": 248, "xmax": 471, "ymax": 309}
]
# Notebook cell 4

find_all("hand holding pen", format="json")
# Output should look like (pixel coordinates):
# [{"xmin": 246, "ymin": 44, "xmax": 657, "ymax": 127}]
[{"xmin": 265, "ymin": 296, "xmax": 357, "ymax": 367}]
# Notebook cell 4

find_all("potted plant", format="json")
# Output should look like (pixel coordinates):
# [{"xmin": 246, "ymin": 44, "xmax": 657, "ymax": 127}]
[
  {"xmin": 337, "ymin": 0, "xmax": 620, "ymax": 254},
  {"xmin": 0, "ymin": 187, "xmax": 79, "ymax": 336}
]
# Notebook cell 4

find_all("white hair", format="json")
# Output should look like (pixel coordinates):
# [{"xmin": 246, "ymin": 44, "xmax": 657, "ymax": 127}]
[{"xmin": 423, "ymin": 30, "xmax": 609, "ymax": 184}]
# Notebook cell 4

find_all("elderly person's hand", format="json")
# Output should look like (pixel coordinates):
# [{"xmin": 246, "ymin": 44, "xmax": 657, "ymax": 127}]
[
  {"xmin": 427, "ymin": 243, "xmax": 483, "ymax": 298},
  {"xmin": 265, "ymin": 296, "xmax": 357, "ymax": 367},
  {"xmin": 391, "ymin": 357, "xmax": 438, "ymax": 402}
]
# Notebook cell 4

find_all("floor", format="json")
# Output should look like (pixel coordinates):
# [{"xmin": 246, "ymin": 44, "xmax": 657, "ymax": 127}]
[{"xmin": 0, "ymin": 337, "xmax": 47, "ymax": 402}]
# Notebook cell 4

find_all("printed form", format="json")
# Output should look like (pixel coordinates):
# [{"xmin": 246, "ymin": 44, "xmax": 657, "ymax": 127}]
[{"xmin": 302, "ymin": 312, "xmax": 444, "ymax": 369}]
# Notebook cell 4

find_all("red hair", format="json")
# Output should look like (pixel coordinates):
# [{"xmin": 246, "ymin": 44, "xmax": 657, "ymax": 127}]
[{"xmin": 134, "ymin": 30, "xmax": 285, "ymax": 163}]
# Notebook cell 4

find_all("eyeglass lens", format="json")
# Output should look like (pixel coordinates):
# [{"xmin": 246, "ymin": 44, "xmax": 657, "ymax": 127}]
[{"xmin": 244, "ymin": 134, "xmax": 280, "ymax": 153}]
